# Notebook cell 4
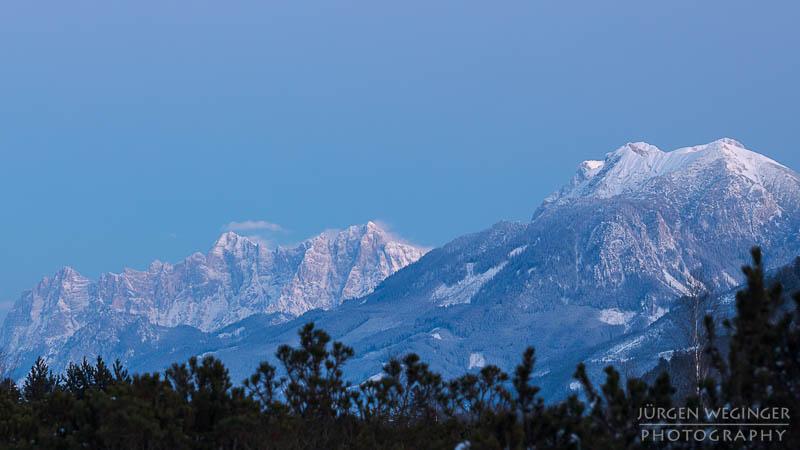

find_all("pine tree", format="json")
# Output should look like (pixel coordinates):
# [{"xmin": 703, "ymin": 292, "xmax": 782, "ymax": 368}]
[
  {"xmin": 22, "ymin": 356, "xmax": 59, "ymax": 402},
  {"xmin": 704, "ymin": 247, "xmax": 800, "ymax": 448}
]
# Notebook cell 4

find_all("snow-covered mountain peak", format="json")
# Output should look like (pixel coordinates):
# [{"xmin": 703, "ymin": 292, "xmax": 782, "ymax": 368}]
[
  {"xmin": 700, "ymin": 138, "xmax": 789, "ymax": 183},
  {"xmin": 358, "ymin": 221, "xmax": 391, "ymax": 240},
  {"xmin": 304, "ymin": 222, "xmax": 400, "ymax": 247},
  {"xmin": 49, "ymin": 267, "xmax": 91, "ymax": 291},
  {"xmin": 348, "ymin": 221, "xmax": 382, "ymax": 236},
  {"xmin": 54, "ymin": 265, "xmax": 82, "ymax": 279},
  {"xmin": 147, "ymin": 260, "xmax": 167, "ymax": 272},
  {"xmin": 211, "ymin": 231, "xmax": 250, "ymax": 249},
  {"xmin": 208, "ymin": 232, "xmax": 261, "ymax": 261},
  {"xmin": 612, "ymin": 141, "xmax": 663, "ymax": 157},
  {"xmin": 1, "ymin": 222, "xmax": 427, "ymax": 363},
  {"xmin": 541, "ymin": 138, "xmax": 797, "ymax": 207},
  {"xmin": 3, "ymin": 141, "xmax": 800, "ymax": 394},
  {"xmin": 709, "ymin": 137, "xmax": 745, "ymax": 148}
]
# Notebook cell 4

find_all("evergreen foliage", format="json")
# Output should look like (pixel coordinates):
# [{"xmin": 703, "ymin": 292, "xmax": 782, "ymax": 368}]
[{"xmin": 0, "ymin": 248, "xmax": 797, "ymax": 448}]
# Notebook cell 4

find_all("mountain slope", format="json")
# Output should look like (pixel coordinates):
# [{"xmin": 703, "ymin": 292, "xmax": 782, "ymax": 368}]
[
  {"xmin": 4, "ymin": 139, "xmax": 799, "ymax": 399},
  {"xmin": 0, "ymin": 222, "xmax": 426, "ymax": 377},
  {"xmin": 218, "ymin": 138, "xmax": 798, "ymax": 398}
]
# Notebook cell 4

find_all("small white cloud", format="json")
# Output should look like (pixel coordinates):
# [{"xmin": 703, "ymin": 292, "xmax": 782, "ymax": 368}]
[
  {"xmin": 220, "ymin": 220, "xmax": 289, "ymax": 248},
  {"xmin": 371, "ymin": 219, "xmax": 393, "ymax": 231},
  {"xmin": 371, "ymin": 218, "xmax": 431, "ymax": 251},
  {"xmin": 222, "ymin": 220, "xmax": 285, "ymax": 233},
  {"xmin": 371, "ymin": 219, "xmax": 403, "ymax": 241}
]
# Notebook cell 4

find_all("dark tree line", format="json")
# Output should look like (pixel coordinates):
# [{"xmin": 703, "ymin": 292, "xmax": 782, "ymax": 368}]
[{"xmin": 0, "ymin": 248, "xmax": 798, "ymax": 449}]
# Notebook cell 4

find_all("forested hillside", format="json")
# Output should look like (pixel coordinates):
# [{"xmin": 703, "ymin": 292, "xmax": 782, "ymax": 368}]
[{"xmin": 1, "ymin": 248, "xmax": 797, "ymax": 449}]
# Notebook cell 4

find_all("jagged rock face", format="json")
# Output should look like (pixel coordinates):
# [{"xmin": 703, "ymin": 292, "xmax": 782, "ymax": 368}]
[
  {"xmin": 275, "ymin": 223, "xmax": 424, "ymax": 314},
  {"xmin": 3, "ymin": 138, "xmax": 799, "ymax": 397},
  {"xmin": 1, "ymin": 267, "xmax": 93, "ymax": 356},
  {"xmin": 365, "ymin": 140, "xmax": 800, "ymax": 317},
  {"xmin": 514, "ymin": 138, "xmax": 800, "ymax": 314},
  {"xmin": 0, "ymin": 222, "xmax": 426, "ymax": 367},
  {"xmin": 291, "ymin": 138, "xmax": 798, "ymax": 396}
]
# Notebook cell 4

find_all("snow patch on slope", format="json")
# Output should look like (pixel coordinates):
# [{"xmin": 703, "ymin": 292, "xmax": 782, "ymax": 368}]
[
  {"xmin": 508, "ymin": 245, "xmax": 528, "ymax": 258},
  {"xmin": 432, "ymin": 262, "xmax": 507, "ymax": 307},
  {"xmin": 589, "ymin": 327, "xmax": 664, "ymax": 364},
  {"xmin": 544, "ymin": 138, "xmax": 791, "ymax": 204},
  {"xmin": 468, "ymin": 353, "xmax": 486, "ymax": 369},
  {"xmin": 217, "ymin": 327, "xmax": 245, "ymax": 339},
  {"xmin": 597, "ymin": 308, "xmax": 636, "ymax": 327},
  {"xmin": 648, "ymin": 306, "xmax": 669, "ymax": 325}
]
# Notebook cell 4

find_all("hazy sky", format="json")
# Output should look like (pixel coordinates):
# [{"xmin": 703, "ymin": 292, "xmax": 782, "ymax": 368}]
[{"xmin": 1, "ymin": 1, "xmax": 799, "ymax": 319}]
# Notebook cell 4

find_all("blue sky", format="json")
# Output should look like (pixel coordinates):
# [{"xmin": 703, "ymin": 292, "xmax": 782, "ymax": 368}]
[{"xmin": 1, "ymin": 1, "xmax": 799, "ymax": 320}]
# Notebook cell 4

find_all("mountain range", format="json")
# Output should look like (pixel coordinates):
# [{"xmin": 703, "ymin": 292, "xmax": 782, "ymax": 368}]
[
  {"xmin": 3, "ymin": 138, "xmax": 799, "ymax": 400},
  {"xmin": 0, "ymin": 222, "xmax": 426, "ymax": 378}
]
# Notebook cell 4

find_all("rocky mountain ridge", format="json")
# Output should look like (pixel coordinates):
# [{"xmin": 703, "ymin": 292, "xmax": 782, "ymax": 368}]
[
  {"xmin": 3, "ymin": 138, "xmax": 799, "ymax": 399},
  {"xmin": 0, "ymin": 222, "xmax": 426, "ymax": 374}
]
